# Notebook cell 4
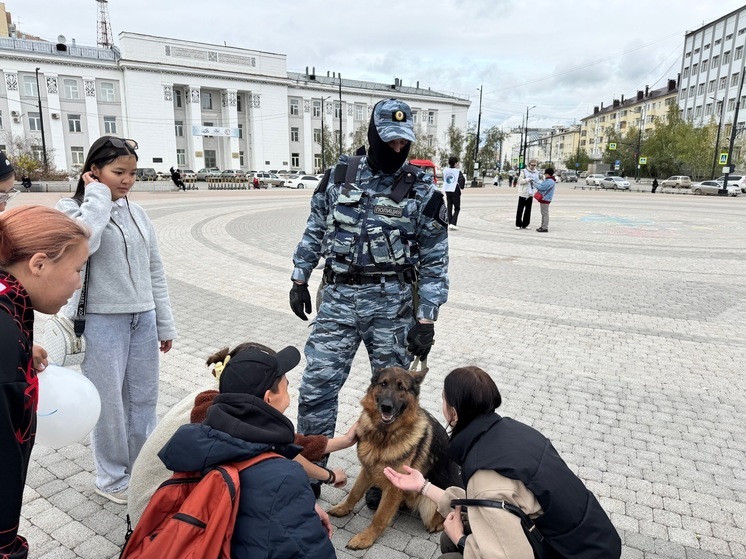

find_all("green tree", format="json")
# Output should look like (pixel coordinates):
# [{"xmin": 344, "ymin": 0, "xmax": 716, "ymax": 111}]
[
  {"xmin": 437, "ymin": 124, "xmax": 465, "ymax": 168},
  {"xmin": 642, "ymin": 105, "xmax": 712, "ymax": 178},
  {"xmin": 563, "ymin": 147, "xmax": 591, "ymax": 173},
  {"xmin": 319, "ymin": 123, "xmax": 338, "ymax": 170},
  {"xmin": 1, "ymin": 131, "xmax": 55, "ymax": 177},
  {"xmin": 477, "ymin": 126, "xmax": 507, "ymax": 172},
  {"xmin": 409, "ymin": 125, "xmax": 437, "ymax": 160},
  {"xmin": 462, "ymin": 123, "xmax": 477, "ymax": 178},
  {"xmin": 603, "ymin": 126, "xmax": 640, "ymax": 177},
  {"xmin": 348, "ymin": 121, "xmax": 368, "ymax": 155}
]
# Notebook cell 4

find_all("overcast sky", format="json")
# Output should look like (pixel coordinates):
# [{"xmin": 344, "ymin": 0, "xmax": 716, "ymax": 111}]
[{"xmin": 12, "ymin": 0, "xmax": 746, "ymax": 130}]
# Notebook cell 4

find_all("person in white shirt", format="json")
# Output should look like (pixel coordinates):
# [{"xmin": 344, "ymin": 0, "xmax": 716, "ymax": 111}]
[{"xmin": 515, "ymin": 159, "xmax": 541, "ymax": 229}]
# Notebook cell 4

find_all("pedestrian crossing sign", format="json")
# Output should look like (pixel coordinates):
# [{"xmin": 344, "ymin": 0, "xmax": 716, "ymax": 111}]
[
  {"xmin": 638, "ymin": 157, "xmax": 647, "ymax": 165},
  {"xmin": 720, "ymin": 153, "xmax": 729, "ymax": 165},
  {"xmin": 608, "ymin": 142, "xmax": 617, "ymax": 150}
]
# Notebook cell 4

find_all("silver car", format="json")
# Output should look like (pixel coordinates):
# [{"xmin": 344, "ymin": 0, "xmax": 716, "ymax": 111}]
[
  {"xmin": 691, "ymin": 181, "xmax": 740, "ymax": 196},
  {"xmin": 600, "ymin": 176, "xmax": 630, "ymax": 190},
  {"xmin": 586, "ymin": 174, "xmax": 605, "ymax": 186}
]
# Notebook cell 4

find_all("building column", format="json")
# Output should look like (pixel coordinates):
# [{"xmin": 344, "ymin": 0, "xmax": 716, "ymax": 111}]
[
  {"xmin": 222, "ymin": 89, "xmax": 240, "ymax": 170},
  {"xmin": 185, "ymin": 86, "xmax": 204, "ymax": 170},
  {"xmin": 161, "ymin": 84, "xmax": 177, "ymax": 169},
  {"xmin": 248, "ymin": 93, "xmax": 263, "ymax": 170},
  {"xmin": 82, "ymin": 78, "xmax": 100, "ymax": 140},
  {"xmin": 3, "ymin": 71, "xmax": 25, "ymax": 138},
  {"xmin": 303, "ymin": 97, "xmax": 313, "ymax": 172},
  {"xmin": 44, "ymin": 74, "xmax": 67, "ymax": 171}
]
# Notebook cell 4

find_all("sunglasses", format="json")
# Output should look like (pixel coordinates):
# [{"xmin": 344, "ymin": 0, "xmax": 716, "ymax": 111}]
[
  {"xmin": 106, "ymin": 138, "xmax": 139, "ymax": 151},
  {"xmin": 0, "ymin": 188, "xmax": 19, "ymax": 204}
]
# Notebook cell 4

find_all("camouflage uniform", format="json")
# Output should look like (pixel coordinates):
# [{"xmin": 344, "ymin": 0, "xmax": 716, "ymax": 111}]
[{"xmin": 291, "ymin": 102, "xmax": 449, "ymax": 440}]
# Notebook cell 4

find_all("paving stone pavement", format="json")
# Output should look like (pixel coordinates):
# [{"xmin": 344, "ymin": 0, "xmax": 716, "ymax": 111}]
[{"xmin": 13, "ymin": 185, "xmax": 746, "ymax": 558}]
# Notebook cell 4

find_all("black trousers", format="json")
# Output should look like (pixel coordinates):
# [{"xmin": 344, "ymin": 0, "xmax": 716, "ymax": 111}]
[
  {"xmin": 447, "ymin": 191, "xmax": 462, "ymax": 226},
  {"xmin": 516, "ymin": 196, "xmax": 533, "ymax": 228}
]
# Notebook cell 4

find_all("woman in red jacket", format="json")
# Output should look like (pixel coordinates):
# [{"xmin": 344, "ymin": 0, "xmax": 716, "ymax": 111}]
[{"xmin": 0, "ymin": 206, "xmax": 89, "ymax": 558}]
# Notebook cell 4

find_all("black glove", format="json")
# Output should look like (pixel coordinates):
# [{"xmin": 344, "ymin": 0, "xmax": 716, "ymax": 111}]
[
  {"xmin": 407, "ymin": 322, "xmax": 435, "ymax": 359},
  {"xmin": 289, "ymin": 282, "xmax": 312, "ymax": 321}
]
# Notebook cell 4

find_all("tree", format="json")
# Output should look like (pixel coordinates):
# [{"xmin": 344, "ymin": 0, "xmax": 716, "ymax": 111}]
[
  {"xmin": 477, "ymin": 126, "xmax": 507, "ymax": 172},
  {"xmin": 319, "ymin": 123, "xmax": 338, "ymax": 170},
  {"xmin": 437, "ymin": 124, "xmax": 465, "ymax": 168},
  {"xmin": 563, "ymin": 147, "xmax": 592, "ymax": 173},
  {"xmin": 348, "ymin": 121, "xmax": 368, "ymax": 155},
  {"xmin": 603, "ymin": 126, "xmax": 640, "ymax": 177},
  {"xmin": 408, "ymin": 125, "xmax": 437, "ymax": 160},
  {"xmin": 1, "ymin": 131, "xmax": 55, "ymax": 177},
  {"xmin": 462, "ymin": 123, "xmax": 477, "ymax": 178}
]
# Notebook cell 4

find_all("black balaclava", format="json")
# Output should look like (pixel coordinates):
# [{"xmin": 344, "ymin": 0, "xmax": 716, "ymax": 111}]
[{"xmin": 367, "ymin": 108, "xmax": 411, "ymax": 175}]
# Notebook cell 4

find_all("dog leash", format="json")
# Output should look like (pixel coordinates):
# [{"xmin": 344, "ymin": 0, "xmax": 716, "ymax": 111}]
[{"xmin": 409, "ymin": 356, "xmax": 428, "ymax": 372}]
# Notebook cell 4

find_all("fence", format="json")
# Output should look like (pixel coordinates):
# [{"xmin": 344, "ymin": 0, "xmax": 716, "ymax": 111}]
[{"xmin": 206, "ymin": 175, "xmax": 252, "ymax": 190}]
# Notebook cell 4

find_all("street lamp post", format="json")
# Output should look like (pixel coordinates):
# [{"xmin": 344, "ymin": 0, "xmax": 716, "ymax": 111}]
[
  {"xmin": 548, "ymin": 129, "xmax": 555, "ymax": 167},
  {"xmin": 338, "ymin": 75, "xmax": 343, "ymax": 158},
  {"xmin": 721, "ymin": 71, "xmax": 746, "ymax": 196},
  {"xmin": 472, "ymin": 85, "xmax": 483, "ymax": 187},
  {"xmin": 711, "ymin": 94, "xmax": 724, "ymax": 180},
  {"xmin": 521, "ymin": 105, "xmax": 536, "ymax": 167},
  {"xmin": 34, "ymin": 68, "xmax": 49, "ymax": 175}
]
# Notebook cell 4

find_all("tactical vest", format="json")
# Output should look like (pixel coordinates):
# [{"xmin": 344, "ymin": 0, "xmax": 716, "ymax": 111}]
[{"xmin": 326, "ymin": 156, "xmax": 423, "ymax": 276}]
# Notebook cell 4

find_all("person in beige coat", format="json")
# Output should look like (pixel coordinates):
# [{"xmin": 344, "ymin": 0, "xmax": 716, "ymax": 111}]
[{"xmin": 384, "ymin": 366, "xmax": 621, "ymax": 559}]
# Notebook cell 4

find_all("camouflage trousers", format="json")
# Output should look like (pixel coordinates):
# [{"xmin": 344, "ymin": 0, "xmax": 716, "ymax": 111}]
[{"xmin": 297, "ymin": 280, "xmax": 414, "ymax": 443}]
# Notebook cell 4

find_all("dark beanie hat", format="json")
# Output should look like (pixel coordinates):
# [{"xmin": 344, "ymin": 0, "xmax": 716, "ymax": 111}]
[
  {"xmin": 0, "ymin": 151, "xmax": 14, "ymax": 181},
  {"xmin": 218, "ymin": 346, "xmax": 301, "ymax": 397}
]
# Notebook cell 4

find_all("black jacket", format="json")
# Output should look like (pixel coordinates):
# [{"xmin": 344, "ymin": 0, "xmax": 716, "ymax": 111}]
[
  {"xmin": 449, "ymin": 413, "xmax": 621, "ymax": 559},
  {"xmin": 158, "ymin": 393, "xmax": 335, "ymax": 559}
]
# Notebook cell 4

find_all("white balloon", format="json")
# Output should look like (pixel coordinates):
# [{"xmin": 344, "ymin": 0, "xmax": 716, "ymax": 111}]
[{"xmin": 36, "ymin": 365, "xmax": 101, "ymax": 449}]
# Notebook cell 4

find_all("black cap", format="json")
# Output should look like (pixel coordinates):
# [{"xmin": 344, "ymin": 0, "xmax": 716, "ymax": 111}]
[
  {"xmin": 218, "ymin": 346, "xmax": 301, "ymax": 396},
  {"xmin": 0, "ymin": 150, "xmax": 14, "ymax": 181}
]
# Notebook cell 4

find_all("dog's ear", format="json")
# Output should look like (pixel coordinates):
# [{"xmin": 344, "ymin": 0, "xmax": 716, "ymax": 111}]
[
  {"xmin": 371, "ymin": 368, "xmax": 384, "ymax": 385},
  {"xmin": 410, "ymin": 367, "xmax": 428, "ymax": 394}
]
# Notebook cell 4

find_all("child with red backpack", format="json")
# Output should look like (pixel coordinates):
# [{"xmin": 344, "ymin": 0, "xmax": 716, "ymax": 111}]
[{"xmin": 121, "ymin": 344, "xmax": 336, "ymax": 559}]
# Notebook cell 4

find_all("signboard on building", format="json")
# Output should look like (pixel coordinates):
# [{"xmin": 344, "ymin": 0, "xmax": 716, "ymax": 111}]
[{"xmin": 192, "ymin": 126, "xmax": 240, "ymax": 138}]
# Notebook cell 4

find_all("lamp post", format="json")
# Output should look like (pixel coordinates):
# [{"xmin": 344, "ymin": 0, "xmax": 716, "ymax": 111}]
[
  {"xmin": 338, "ymin": 74, "xmax": 343, "ymax": 157},
  {"xmin": 721, "ymin": 71, "xmax": 746, "ymax": 196},
  {"xmin": 710, "ymin": 94, "xmax": 724, "ymax": 180},
  {"xmin": 548, "ymin": 129, "xmax": 555, "ymax": 167},
  {"xmin": 521, "ymin": 105, "xmax": 536, "ymax": 167},
  {"xmin": 634, "ymin": 108, "xmax": 644, "ymax": 183},
  {"xmin": 34, "ymin": 68, "xmax": 49, "ymax": 175},
  {"xmin": 472, "ymin": 85, "xmax": 483, "ymax": 187}
]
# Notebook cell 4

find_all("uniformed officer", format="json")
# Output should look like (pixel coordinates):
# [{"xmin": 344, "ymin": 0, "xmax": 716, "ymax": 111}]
[{"xmin": 289, "ymin": 98, "xmax": 449, "ymax": 462}]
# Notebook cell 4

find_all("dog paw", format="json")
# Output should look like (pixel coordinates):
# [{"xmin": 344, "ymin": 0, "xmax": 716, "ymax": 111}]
[
  {"xmin": 346, "ymin": 531, "xmax": 376, "ymax": 550},
  {"xmin": 328, "ymin": 503, "xmax": 353, "ymax": 517}
]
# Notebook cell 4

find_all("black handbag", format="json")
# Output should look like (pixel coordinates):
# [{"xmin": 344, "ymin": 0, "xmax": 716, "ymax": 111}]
[{"xmin": 451, "ymin": 498, "xmax": 562, "ymax": 559}]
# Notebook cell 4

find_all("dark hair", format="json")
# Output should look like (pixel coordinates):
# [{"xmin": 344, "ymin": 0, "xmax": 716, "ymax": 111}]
[
  {"xmin": 443, "ymin": 366, "xmax": 502, "ymax": 439},
  {"xmin": 206, "ymin": 342, "xmax": 282, "ymax": 393},
  {"xmin": 544, "ymin": 167, "xmax": 555, "ymax": 176},
  {"xmin": 448, "ymin": 156, "xmax": 459, "ymax": 167},
  {"xmin": 73, "ymin": 136, "xmax": 138, "ymax": 202}
]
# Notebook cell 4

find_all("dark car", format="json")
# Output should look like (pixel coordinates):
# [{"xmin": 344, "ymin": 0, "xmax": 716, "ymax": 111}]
[
  {"xmin": 135, "ymin": 168, "xmax": 157, "ymax": 181},
  {"xmin": 560, "ymin": 170, "xmax": 578, "ymax": 182}
]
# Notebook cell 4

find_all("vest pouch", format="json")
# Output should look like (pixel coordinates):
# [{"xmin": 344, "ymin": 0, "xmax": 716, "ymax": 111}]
[
  {"xmin": 386, "ymin": 229, "xmax": 406, "ymax": 264},
  {"xmin": 367, "ymin": 226, "xmax": 393, "ymax": 265},
  {"xmin": 332, "ymin": 189, "xmax": 364, "ymax": 226}
]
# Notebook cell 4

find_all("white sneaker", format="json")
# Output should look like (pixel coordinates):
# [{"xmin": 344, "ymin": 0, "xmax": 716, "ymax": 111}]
[
  {"xmin": 95, "ymin": 487, "xmax": 128, "ymax": 505},
  {"xmin": 451, "ymin": 225, "xmax": 459, "ymax": 231}
]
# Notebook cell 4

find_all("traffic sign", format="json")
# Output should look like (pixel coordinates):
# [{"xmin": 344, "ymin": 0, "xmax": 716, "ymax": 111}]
[
  {"xmin": 720, "ymin": 153, "xmax": 729, "ymax": 165},
  {"xmin": 609, "ymin": 142, "xmax": 617, "ymax": 150},
  {"xmin": 575, "ymin": 163, "xmax": 579, "ymax": 168},
  {"xmin": 638, "ymin": 157, "xmax": 647, "ymax": 165}
]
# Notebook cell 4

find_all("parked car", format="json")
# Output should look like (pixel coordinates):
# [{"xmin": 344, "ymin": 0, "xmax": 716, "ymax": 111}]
[
  {"xmin": 560, "ymin": 170, "xmax": 578, "ymax": 182},
  {"xmin": 579, "ymin": 171, "xmax": 588, "ymax": 178},
  {"xmin": 179, "ymin": 169, "xmax": 196, "ymax": 180},
  {"xmin": 255, "ymin": 172, "xmax": 285, "ymax": 187},
  {"xmin": 284, "ymin": 174, "xmax": 320, "ymax": 189},
  {"xmin": 660, "ymin": 175, "xmax": 692, "ymax": 188},
  {"xmin": 409, "ymin": 159, "xmax": 439, "ymax": 186},
  {"xmin": 600, "ymin": 176, "xmax": 631, "ymax": 190},
  {"xmin": 196, "ymin": 168, "xmax": 220, "ymax": 181},
  {"xmin": 135, "ymin": 168, "xmax": 157, "ymax": 181},
  {"xmin": 586, "ymin": 173, "xmax": 605, "ymax": 186},
  {"xmin": 715, "ymin": 175, "xmax": 746, "ymax": 193},
  {"xmin": 692, "ymin": 180, "xmax": 740, "ymax": 196},
  {"xmin": 220, "ymin": 169, "xmax": 248, "ymax": 179}
]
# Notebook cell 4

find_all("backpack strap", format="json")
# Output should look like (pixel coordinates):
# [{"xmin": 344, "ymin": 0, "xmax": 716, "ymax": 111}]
[
  {"xmin": 390, "ymin": 164, "xmax": 421, "ymax": 203},
  {"xmin": 451, "ymin": 498, "xmax": 546, "ymax": 543},
  {"xmin": 217, "ymin": 452, "xmax": 284, "ymax": 502},
  {"xmin": 332, "ymin": 155, "xmax": 363, "ymax": 191}
]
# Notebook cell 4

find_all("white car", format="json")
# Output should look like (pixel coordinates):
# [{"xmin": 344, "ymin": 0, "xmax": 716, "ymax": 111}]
[
  {"xmin": 715, "ymin": 175, "xmax": 746, "ymax": 193},
  {"xmin": 283, "ymin": 174, "xmax": 319, "ymax": 189},
  {"xmin": 600, "ymin": 176, "xmax": 630, "ymax": 190},
  {"xmin": 586, "ymin": 174, "xmax": 605, "ymax": 186},
  {"xmin": 692, "ymin": 181, "xmax": 740, "ymax": 196}
]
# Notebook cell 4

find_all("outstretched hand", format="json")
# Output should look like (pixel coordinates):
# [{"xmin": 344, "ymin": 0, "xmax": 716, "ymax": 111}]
[{"xmin": 383, "ymin": 465, "xmax": 425, "ymax": 493}]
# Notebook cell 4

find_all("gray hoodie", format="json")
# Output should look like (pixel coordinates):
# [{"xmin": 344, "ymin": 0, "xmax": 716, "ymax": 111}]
[{"xmin": 56, "ymin": 183, "xmax": 177, "ymax": 341}]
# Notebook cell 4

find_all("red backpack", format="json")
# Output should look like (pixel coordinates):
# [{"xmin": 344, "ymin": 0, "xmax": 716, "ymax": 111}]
[{"xmin": 120, "ymin": 452, "xmax": 280, "ymax": 559}]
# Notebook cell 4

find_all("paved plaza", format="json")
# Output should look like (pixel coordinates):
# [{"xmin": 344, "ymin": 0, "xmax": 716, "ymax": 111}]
[{"xmin": 14, "ymin": 184, "xmax": 746, "ymax": 558}]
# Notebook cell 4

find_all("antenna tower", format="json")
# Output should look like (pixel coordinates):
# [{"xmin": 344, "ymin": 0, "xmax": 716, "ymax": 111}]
[{"xmin": 96, "ymin": 0, "xmax": 114, "ymax": 48}]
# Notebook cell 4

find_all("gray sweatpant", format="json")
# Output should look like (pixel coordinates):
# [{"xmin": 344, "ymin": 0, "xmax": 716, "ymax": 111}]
[{"xmin": 540, "ymin": 203, "xmax": 550, "ymax": 230}]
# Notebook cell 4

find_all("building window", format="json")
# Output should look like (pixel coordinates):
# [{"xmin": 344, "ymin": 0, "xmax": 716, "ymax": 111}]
[
  {"xmin": 739, "ymin": 29, "xmax": 746, "ymax": 36},
  {"xmin": 709, "ymin": 80, "xmax": 716, "ymax": 92},
  {"xmin": 355, "ymin": 105, "xmax": 364, "ymax": 121},
  {"xmin": 103, "ymin": 116, "xmax": 117, "ymax": 134},
  {"xmin": 63, "ymin": 79, "xmax": 79, "ymax": 99},
  {"xmin": 30, "ymin": 146, "xmax": 43, "ymax": 160},
  {"xmin": 732, "ymin": 73, "xmax": 740, "ymax": 87},
  {"xmin": 176, "ymin": 149, "xmax": 186, "ymax": 165},
  {"xmin": 724, "ymin": 51, "xmax": 732, "ymax": 64},
  {"xmin": 201, "ymin": 92, "xmax": 213, "ymax": 110},
  {"xmin": 291, "ymin": 153, "xmax": 300, "ymax": 167},
  {"xmin": 726, "ymin": 34, "xmax": 733, "ymax": 41},
  {"xmin": 713, "ymin": 56, "xmax": 719, "ymax": 68},
  {"xmin": 694, "ymin": 48, "xmax": 700, "ymax": 54},
  {"xmin": 29, "ymin": 112, "xmax": 42, "ymax": 131},
  {"xmin": 174, "ymin": 89, "xmax": 182, "ymax": 108},
  {"xmin": 728, "ymin": 98, "xmax": 736, "ymax": 111},
  {"xmin": 715, "ymin": 39, "xmax": 721, "ymax": 46},
  {"xmin": 620, "ymin": 121, "xmax": 627, "ymax": 129},
  {"xmin": 704, "ymin": 43, "xmax": 710, "ymax": 50},
  {"xmin": 290, "ymin": 99, "xmax": 299, "ymax": 116},
  {"xmin": 66, "ymin": 114, "xmax": 81, "ymax": 132},
  {"xmin": 428, "ymin": 111, "xmax": 435, "ymax": 125},
  {"xmin": 716, "ymin": 101, "xmax": 723, "ymax": 115},
  {"xmin": 313, "ymin": 128, "xmax": 321, "ymax": 144},
  {"xmin": 22, "ymin": 76, "xmax": 38, "ymax": 97},
  {"xmin": 686, "ymin": 108, "xmax": 692, "ymax": 120},
  {"xmin": 314, "ymin": 154, "xmax": 322, "ymax": 170},
  {"xmin": 720, "ymin": 77, "xmax": 727, "ymax": 90},
  {"xmin": 239, "ymin": 151, "xmax": 245, "ymax": 166},
  {"xmin": 237, "ymin": 95, "xmax": 242, "ymax": 112},
  {"xmin": 412, "ymin": 110, "xmax": 418, "ymax": 124},
  {"xmin": 737, "ymin": 47, "xmax": 744, "ymax": 61},
  {"xmin": 451, "ymin": 114, "xmax": 456, "ymax": 126},
  {"xmin": 692, "ymin": 63, "xmax": 698, "ymax": 75},
  {"xmin": 698, "ymin": 83, "xmax": 705, "ymax": 95},
  {"xmin": 290, "ymin": 127, "xmax": 299, "ymax": 142},
  {"xmin": 238, "ymin": 123, "xmax": 243, "ymax": 139},
  {"xmin": 689, "ymin": 86, "xmax": 695, "ymax": 97},
  {"xmin": 706, "ymin": 103, "xmax": 712, "ymax": 115},
  {"xmin": 100, "ymin": 81, "xmax": 115, "ymax": 102},
  {"xmin": 313, "ymin": 101, "xmax": 321, "ymax": 118},
  {"xmin": 334, "ymin": 102, "xmax": 341, "ymax": 119},
  {"xmin": 695, "ymin": 106, "xmax": 702, "ymax": 118},
  {"xmin": 174, "ymin": 120, "xmax": 184, "ymax": 137},
  {"xmin": 71, "ymin": 146, "xmax": 85, "ymax": 165}
]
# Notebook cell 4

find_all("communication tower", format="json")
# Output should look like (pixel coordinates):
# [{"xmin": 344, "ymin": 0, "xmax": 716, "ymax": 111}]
[{"xmin": 96, "ymin": 0, "xmax": 114, "ymax": 48}]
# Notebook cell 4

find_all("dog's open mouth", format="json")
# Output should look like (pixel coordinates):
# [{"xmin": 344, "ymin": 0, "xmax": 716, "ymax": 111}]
[{"xmin": 380, "ymin": 411, "xmax": 398, "ymax": 424}]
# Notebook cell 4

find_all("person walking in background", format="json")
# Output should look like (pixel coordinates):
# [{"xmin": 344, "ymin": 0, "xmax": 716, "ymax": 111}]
[
  {"xmin": 515, "ymin": 159, "xmax": 540, "ymax": 229},
  {"xmin": 20, "ymin": 175, "xmax": 32, "ymax": 191},
  {"xmin": 535, "ymin": 167, "xmax": 556, "ymax": 233},
  {"xmin": 444, "ymin": 156, "xmax": 466, "ymax": 231},
  {"xmin": 169, "ymin": 166, "xmax": 185, "ymax": 191},
  {"xmin": 651, "ymin": 177, "xmax": 659, "ymax": 193},
  {"xmin": 56, "ymin": 136, "xmax": 177, "ymax": 506},
  {"xmin": 0, "ymin": 151, "xmax": 18, "ymax": 212},
  {"xmin": 0, "ymin": 206, "xmax": 90, "ymax": 559}
]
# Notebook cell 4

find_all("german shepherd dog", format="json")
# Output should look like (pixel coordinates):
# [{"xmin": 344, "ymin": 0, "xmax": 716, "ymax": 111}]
[{"xmin": 328, "ymin": 366, "xmax": 462, "ymax": 550}]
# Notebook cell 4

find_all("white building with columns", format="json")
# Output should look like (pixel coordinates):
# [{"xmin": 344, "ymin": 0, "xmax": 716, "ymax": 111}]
[{"xmin": 0, "ymin": 32, "xmax": 470, "ymax": 174}]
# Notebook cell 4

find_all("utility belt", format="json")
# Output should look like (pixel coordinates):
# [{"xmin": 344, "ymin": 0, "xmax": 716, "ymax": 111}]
[{"xmin": 323, "ymin": 267, "xmax": 417, "ymax": 285}]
